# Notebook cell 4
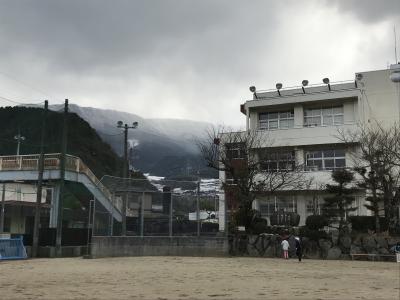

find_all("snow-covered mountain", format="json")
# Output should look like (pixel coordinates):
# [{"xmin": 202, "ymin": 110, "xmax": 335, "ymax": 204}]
[{"xmin": 50, "ymin": 104, "xmax": 216, "ymax": 178}]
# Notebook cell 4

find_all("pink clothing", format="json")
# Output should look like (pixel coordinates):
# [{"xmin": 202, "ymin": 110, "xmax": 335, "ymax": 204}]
[{"xmin": 281, "ymin": 240, "xmax": 289, "ymax": 259}]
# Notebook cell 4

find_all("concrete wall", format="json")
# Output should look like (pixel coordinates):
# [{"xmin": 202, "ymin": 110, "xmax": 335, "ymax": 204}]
[
  {"xmin": 359, "ymin": 68, "xmax": 400, "ymax": 125},
  {"xmin": 90, "ymin": 236, "xmax": 229, "ymax": 258},
  {"xmin": 25, "ymin": 246, "xmax": 88, "ymax": 258}
]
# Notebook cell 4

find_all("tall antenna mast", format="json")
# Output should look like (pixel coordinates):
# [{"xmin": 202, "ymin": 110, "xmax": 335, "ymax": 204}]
[{"xmin": 395, "ymin": 25, "xmax": 398, "ymax": 63}]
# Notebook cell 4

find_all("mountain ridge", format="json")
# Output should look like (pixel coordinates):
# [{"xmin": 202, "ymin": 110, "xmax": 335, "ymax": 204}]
[{"xmin": 49, "ymin": 104, "xmax": 217, "ymax": 178}]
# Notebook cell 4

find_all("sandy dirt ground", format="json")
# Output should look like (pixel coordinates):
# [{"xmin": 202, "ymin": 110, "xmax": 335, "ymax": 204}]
[{"xmin": 0, "ymin": 256, "xmax": 399, "ymax": 300}]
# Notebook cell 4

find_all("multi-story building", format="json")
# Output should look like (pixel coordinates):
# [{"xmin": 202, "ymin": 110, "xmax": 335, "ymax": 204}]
[{"xmin": 218, "ymin": 64, "xmax": 400, "ymax": 229}]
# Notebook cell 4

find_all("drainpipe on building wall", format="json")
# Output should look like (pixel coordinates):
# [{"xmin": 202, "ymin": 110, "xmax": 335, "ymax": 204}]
[{"xmin": 246, "ymin": 109, "xmax": 250, "ymax": 131}]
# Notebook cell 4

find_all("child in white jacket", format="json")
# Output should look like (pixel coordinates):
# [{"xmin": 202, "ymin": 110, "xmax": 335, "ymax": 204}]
[{"xmin": 281, "ymin": 239, "xmax": 289, "ymax": 259}]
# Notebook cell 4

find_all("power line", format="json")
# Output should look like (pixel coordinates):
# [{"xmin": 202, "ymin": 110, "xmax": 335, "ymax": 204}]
[
  {"xmin": 0, "ymin": 71, "xmax": 55, "ymax": 100},
  {"xmin": 0, "ymin": 95, "xmax": 46, "ymax": 107},
  {"xmin": 96, "ymin": 129, "xmax": 124, "ymax": 136}
]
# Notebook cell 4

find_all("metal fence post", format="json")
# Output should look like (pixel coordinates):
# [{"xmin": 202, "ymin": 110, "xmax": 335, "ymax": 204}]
[
  {"xmin": 0, "ymin": 183, "xmax": 5, "ymax": 233},
  {"xmin": 92, "ymin": 198, "xmax": 96, "ymax": 236},
  {"xmin": 141, "ymin": 192, "xmax": 145, "ymax": 237},
  {"xmin": 122, "ymin": 192, "xmax": 127, "ymax": 236},
  {"xmin": 110, "ymin": 193, "xmax": 114, "ymax": 236},
  {"xmin": 87, "ymin": 199, "xmax": 94, "ymax": 255},
  {"xmin": 197, "ymin": 180, "xmax": 200, "ymax": 237},
  {"xmin": 169, "ymin": 194, "xmax": 173, "ymax": 237}
]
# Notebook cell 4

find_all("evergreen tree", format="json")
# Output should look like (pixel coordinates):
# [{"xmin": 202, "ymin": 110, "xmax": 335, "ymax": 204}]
[{"xmin": 322, "ymin": 169, "xmax": 357, "ymax": 234}]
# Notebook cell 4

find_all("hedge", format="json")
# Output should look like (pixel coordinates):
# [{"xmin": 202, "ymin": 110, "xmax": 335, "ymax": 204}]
[
  {"xmin": 305, "ymin": 215, "xmax": 328, "ymax": 230},
  {"xmin": 349, "ymin": 216, "xmax": 389, "ymax": 232}
]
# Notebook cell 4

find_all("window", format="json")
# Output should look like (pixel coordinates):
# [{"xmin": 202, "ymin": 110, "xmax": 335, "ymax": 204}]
[
  {"xmin": 306, "ymin": 197, "xmax": 321, "ymax": 215},
  {"xmin": 260, "ymin": 151, "xmax": 295, "ymax": 172},
  {"xmin": 304, "ymin": 105, "xmax": 344, "ymax": 127},
  {"xmin": 45, "ymin": 188, "xmax": 52, "ymax": 204},
  {"xmin": 259, "ymin": 110, "xmax": 294, "ymax": 130},
  {"xmin": 259, "ymin": 196, "xmax": 297, "ymax": 218},
  {"xmin": 305, "ymin": 149, "xmax": 345, "ymax": 171},
  {"xmin": 226, "ymin": 143, "xmax": 246, "ymax": 160}
]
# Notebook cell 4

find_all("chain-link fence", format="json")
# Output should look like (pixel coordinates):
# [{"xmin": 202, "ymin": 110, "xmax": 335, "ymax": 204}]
[{"xmin": 92, "ymin": 176, "xmax": 222, "ymax": 237}]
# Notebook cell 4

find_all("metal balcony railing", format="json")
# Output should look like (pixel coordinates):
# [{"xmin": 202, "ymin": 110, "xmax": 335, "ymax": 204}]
[{"xmin": 0, "ymin": 153, "xmax": 121, "ymax": 213}]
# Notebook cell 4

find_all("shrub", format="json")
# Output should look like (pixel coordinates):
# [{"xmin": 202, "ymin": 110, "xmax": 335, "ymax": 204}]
[
  {"xmin": 248, "ymin": 217, "xmax": 269, "ymax": 234},
  {"xmin": 349, "ymin": 216, "xmax": 389, "ymax": 232},
  {"xmin": 305, "ymin": 215, "xmax": 328, "ymax": 230},
  {"xmin": 299, "ymin": 226, "xmax": 328, "ymax": 241}
]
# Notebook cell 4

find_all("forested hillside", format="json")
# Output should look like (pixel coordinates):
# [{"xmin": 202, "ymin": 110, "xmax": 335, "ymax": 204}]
[{"xmin": 0, "ymin": 106, "xmax": 124, "ymax": 178}]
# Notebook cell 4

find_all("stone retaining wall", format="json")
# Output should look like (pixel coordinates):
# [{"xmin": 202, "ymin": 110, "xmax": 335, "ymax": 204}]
[{"xmin": 230, "ymin": 233, "xmax": 400, "ymax": 260}]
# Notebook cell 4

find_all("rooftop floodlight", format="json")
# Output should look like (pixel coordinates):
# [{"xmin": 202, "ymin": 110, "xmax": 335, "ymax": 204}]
[
  {"xmin": 390, "ymin": 64, "xmax": 400, "ymax": 82},
  {"xmin": 117, "ymin": 120, "xmax": 123, "ymax": 128},
  {"xmin": 276, "ymin": 83, "xmax": 283, "ymax": 96},
  {"xmin": 301, "ymin": 80, "xmax": 308, "ymax": 94},
  {"xmin": 132, "ymin": 121, "xmax": 139, "ymax": 128},
  {"xmin": 390, "ymin": 71, "xmax": 400, "ymax": 82},
  {"xmin": 249, "ymin": 86, "xmax": 258, "ymax": 99},
  {"xmin": 322, "ymin": 77, "xmax": 331, "ymax": 91}
]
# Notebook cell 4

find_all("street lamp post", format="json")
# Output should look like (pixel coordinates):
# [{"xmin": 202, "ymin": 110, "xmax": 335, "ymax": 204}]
[
  {"xmin": 117, "ymin": 121, "xmax": 138, "ymax": 236},
  {"xmin": 14, "ymin": 132, "xmax": 25, "ymax": 155}
]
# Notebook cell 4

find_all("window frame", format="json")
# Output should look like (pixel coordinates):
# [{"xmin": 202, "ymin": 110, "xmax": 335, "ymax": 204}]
[
  {"xmin": 305, "ymin": 149, "xmax": 345, "ymax": 171},
  {"xmin": 260, "ymin": 150, "xmax": 296, "ymax": 172},
  {"xmin": 259, "ymin": 110, "xmax": 294, "ymax": 130},
  {"xmin": 304, "ymin": 105, "xmax": 344, "ymax": 127}
]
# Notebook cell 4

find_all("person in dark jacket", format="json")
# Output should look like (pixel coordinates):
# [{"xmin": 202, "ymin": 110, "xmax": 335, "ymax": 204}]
[{"xmin": 295, "ymin": 237, "xmax": 302, "ymax": 262}]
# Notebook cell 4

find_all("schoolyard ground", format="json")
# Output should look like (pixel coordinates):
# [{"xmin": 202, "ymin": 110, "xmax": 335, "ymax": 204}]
[{"xmin": 0, "ymin": 256, "xmax": 399, "ymax": 299}]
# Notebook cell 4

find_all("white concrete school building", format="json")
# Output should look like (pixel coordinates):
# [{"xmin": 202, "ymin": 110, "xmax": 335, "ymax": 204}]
[{"xmin": 219, "ymin": 64, "xmax": 400, "ymax": 229}]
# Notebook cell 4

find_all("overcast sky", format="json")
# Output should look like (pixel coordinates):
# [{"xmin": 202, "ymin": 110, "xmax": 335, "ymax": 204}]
[{"xmin": 0, "ymin": 0, "xmax": 399, "ymax": 128}]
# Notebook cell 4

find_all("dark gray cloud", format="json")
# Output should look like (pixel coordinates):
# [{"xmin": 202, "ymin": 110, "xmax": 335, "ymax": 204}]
[
  {"xmin": 333, "ymin": 0, "xmax": 400, "ymax": 23},
  {"xmin": 0, "ymin": 1, "xmax": 398, "ymax": 127},
  {"xmin": 0, "ymin": 1, "xmax": 276, "ymax": 75}
]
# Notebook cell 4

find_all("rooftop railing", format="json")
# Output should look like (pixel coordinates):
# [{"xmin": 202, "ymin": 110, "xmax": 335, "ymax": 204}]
[{"xmin": 249, "ymin": 80, "xmax": 359, "ymax": 101}]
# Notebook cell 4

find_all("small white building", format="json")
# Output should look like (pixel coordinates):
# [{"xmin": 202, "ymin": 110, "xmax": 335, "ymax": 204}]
[
  {"xmin": 219, "ymin": 64, "xmax": 400, "ymax": 229},
  {"xmin": 0, "ymin": 183, "xmax": 50, "ymax": 234}
]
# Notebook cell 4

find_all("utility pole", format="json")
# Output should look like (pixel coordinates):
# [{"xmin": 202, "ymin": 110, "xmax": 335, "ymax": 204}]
[
  {"xmin": 0, "ymin": 183, "xmax": 5, "ymax": 233},
  {"xmin": 32, "ymin": 100, "xmax": 48, "ymax": 258},
  {"xmin": 14, "ymin": 130, "xmax": 25, "ymax": 155},
  {"xmin": 56, "ymin": 99, "xmax": 68, "ymax": 257},
  {"xmin": 117, "ymin": 121, "xmax": 138, "ymax": 236}
]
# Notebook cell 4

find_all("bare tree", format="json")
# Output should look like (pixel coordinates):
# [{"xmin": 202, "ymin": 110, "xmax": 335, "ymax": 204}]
[
  {"xmin": 338, "ymin": 123, "xmax": 400, "ymax": 232},
  {"xmin": 197, "ymin": 126, "xmax": 311, "ymax": 231}
]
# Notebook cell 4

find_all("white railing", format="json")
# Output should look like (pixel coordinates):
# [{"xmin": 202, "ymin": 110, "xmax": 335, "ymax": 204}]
[{"xmin": 0, "ymin": 153, "xmax": 120, "ymax": 213}]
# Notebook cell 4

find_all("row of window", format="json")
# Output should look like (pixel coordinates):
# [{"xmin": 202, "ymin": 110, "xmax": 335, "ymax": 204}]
[
  {"xmin": 258, "ymin": 196, "xmax": 360, "ymax": 218},
  {"xmin": 259, "ymin": 149, "xmax": 345, "ymax": 171},
  {"xmin": 258, "ymin": 105, "xmax": 344, "ymax": 130}
]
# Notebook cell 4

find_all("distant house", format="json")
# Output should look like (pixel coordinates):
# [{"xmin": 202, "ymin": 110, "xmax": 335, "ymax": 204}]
[{"xmin": 0, "ymin": 183, "xmax": 51, "ymax": 234}]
